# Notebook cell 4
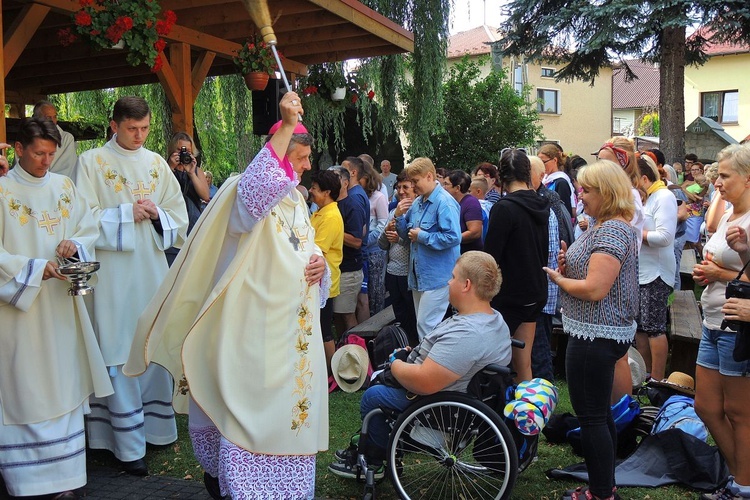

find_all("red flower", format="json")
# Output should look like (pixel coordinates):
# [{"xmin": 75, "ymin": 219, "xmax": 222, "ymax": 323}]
[
  {"xmin": 163, "ymin": 10, "xmax": 177, "ymax": 26},
  {"xmin": 154, "ymin": 38, "xmax": 167, "ymax": 52},
  {"xmin": 79, "ymin": 0, "xmax": 94, "ymax": 6},
  {"xmin": 90, "ymin": 29, "xmax": 100, "ymax": 36},
  {"xmin": 105, "ymin": 24, "xmax": 124, "ymax": 43},
  {"xmin": 57, "ymin": 27, "xmax": 78, "ymax": 47},
  {"xmin": 351, "ymin": 94, "xmax": 359, "ymax": 104},
  {"xmin": 117, "ymin": 16, "xmax": 133, "ymax": 30},
  {"xmin": 74, "ymin": 10, "xmax": 92, "ymax": 27},
  {"xmin": 155, "ymin": 10, "xmax": 177, "ymax": 35},
  {"xmin": 303, "ymin": 85, "xmax": 318, "ymax": 96},
  {"xmin": 367, "ymin": 90, "xmax": 375, "ymax": 100},
  {"xmin": 151, "ymin": 54, "xmax": 164, "ymax": 73}
]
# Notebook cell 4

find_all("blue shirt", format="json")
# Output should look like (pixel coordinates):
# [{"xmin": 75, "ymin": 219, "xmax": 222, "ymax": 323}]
[
  {"xmin": 338, "ymin": 186, "xmax": 370, "ymax": 272},
  {"xmin": 395, "ymin": 183, "xmax": 461, "ymax": 291}
]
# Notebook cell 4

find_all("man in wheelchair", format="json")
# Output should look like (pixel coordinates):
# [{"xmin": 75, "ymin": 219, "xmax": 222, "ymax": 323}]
[{"xmin": 329, "ymin": 251, "xmax": 513, "ymax": 479}]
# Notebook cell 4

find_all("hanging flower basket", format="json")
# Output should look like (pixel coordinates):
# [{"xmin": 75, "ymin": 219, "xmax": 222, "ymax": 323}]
[
  {"xmin": 59, "ymin": 0, "xmax": 176, "ymax": 73},
  {"xmin": 331, "ymin": 87, "xmax": 346, "ymax": 101},
  {"xmin": 244, "ymin": 71, "xmax": 270, "ymax": 91}
]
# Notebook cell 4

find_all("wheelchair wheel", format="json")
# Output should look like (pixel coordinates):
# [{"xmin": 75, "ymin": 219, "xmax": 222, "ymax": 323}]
[{"xmin": 386, "ymin": 393, "xmax": 518, "ymax": 500}]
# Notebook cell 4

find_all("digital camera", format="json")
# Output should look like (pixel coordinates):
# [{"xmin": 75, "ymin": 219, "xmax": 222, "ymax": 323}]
[
  {"xmin": 179, "ymin": 146, "xmax": 192, "ymax": 165},
  {"xmin": 721, "ymin": 278, "xmax": 750, "ymax": 331}
]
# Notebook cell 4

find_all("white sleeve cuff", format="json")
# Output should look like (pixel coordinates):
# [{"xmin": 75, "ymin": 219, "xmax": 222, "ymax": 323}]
[
  {"xmin": 97, "ymin": 205, "xmax": 135, "ymax": 252},
  {"xmin": 153, "ymin": 206, "xmax": 180, "ymax": 250},
  {"xmin": 0, "ymin": 258, "xmax": 46, "ymax": 311}
]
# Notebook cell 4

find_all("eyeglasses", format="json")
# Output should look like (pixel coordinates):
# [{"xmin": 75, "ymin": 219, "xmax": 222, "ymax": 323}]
[
  {"xmin": 541, "ymin": 157, "xmax": 555, "ymax": 165},
  {"xmin": 690, "ymin": 168, "xmax": 703, "ymax": 173}
]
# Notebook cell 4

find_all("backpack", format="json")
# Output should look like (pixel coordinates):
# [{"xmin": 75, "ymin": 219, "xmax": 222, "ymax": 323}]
[
  {"xmin": 563, "ymin": 394, "xmax": 641, "ymax": 457},
  {"xmin": 651, "ymin": 394, "xmax": 708, "ymax": 442},
  {"xmin": 369, "ymin": 323, "xmax": 410, "ymax": 369}
]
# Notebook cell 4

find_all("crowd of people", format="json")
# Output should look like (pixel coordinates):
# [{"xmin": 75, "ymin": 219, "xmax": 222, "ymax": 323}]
[{"xmin": 2, "ymin": 91, "xmax": 750, "ymax": 500}]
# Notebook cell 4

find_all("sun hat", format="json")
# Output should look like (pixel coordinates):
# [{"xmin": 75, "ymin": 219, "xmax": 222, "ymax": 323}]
[
  {"xmin": 331, "ymin": 344, "xmax": 370, "ymax": 393},
  {"xmin": 268, "ymin": 120, "xmax": 309, "ymax": 135},
  {"xmin": 649, "ymin": 371, "xmax": 695, "ymax": 396},
  {"xmin": 628, "ymin": 347, "xmax": 648, "ymax": 387}
]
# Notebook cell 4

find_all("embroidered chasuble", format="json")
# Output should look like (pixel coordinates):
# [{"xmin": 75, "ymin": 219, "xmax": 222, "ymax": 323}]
[
  {"xmin": 75, "ymin": 137, "xmax": 188, "ymax": 366},
  {"xmin": 125, "ymin": 152, "xmax": 329, "ymax": 456},
  {"xmin": 0, "ymin": 167, "xmax": 113, "ymax": 425}
]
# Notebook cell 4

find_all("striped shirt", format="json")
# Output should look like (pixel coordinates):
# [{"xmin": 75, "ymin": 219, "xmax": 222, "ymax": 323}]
[{"xmin": 560, "ymin": 219, "xmax": 639, "ymax": 343}]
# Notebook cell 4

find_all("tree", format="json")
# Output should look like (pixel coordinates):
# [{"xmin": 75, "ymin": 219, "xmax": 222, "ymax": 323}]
[
  {"xmin": 430, "ymin": 57, "xmax": 541, "ymax": 169},
  {"xmin": 498, "ymin": 0, "xmax": 750, "ymax": 163}
]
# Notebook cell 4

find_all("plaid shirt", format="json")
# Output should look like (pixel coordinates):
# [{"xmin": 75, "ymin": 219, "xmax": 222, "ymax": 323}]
[{"xmin": 542, "ymin": 211, "xmax": 560, "ymax": 315}]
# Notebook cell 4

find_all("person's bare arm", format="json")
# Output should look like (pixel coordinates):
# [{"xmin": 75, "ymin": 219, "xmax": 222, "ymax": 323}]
[{"xmin": 390, "ymin": 357, "xmax": 461, "ymax": 396}]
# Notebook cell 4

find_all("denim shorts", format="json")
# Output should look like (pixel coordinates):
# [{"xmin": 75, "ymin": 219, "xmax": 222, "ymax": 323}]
[{"xmin": 697, "ymin": 325, "xmax": 750, "ymax": 377}]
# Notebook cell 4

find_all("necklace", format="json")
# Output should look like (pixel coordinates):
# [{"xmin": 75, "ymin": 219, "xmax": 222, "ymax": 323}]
[{"xmin": 276, "ymin": 198, "xmax": 302, "ymax": 251}]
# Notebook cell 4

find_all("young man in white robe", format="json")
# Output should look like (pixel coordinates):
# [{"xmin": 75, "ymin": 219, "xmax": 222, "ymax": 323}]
[
  {"xmin": 124, "ymin": 92, "xmax": 329, "ymax": 499},
  {"xmin": 33, "ymin": 101, "xmax": 78, "ymax": 180},
  {"xmin": 74, "ymin": 96, "xmax": 188, "ymax": 476},
  {"xmin": 0, "ymin": 118, "xmax": 112, "ymax": 499}
]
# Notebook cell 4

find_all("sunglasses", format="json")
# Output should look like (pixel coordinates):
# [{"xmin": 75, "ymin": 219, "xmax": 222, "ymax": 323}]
[{"xmin": 500, "ymin": 147, "xmax": 528, "ymax": 157}]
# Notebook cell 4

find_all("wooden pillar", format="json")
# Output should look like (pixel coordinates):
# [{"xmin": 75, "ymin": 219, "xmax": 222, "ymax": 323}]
[{"xmin": 155, "ymin": 43, "xmax": 215, "ymax": 138}]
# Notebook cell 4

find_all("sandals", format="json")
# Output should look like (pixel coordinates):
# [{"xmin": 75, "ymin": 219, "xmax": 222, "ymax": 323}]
[{"xmin": 562, "ymin": 486, "xmax": 620, "ymax": 500}]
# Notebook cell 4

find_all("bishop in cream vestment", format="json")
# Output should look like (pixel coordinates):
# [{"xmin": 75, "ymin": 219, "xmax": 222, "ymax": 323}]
[
  {"xmin": 75, "ymin": 134, "xmax": 188, "ymax": 464},
  {"xmin": 125, "ymin": 94, "xmax": 329, "ymax": 499},
  {"xmin": 0, "ymin": 151, "xmax": 112, "ymax": 495}
]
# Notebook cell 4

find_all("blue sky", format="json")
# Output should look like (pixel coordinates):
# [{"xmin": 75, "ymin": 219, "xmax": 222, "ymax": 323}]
[{"xmin": 450, "ymin": 0, "xmax": 505, "ymax": 34}]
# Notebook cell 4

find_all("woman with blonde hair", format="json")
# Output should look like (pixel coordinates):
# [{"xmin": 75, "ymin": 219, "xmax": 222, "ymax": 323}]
[
  {"xmin": 544, "ymin": 161, "xmax": 639, "ymax": 500},
  {"xmin": 694, "ymin": 144, "xmax": 750, "ymax": 500}
]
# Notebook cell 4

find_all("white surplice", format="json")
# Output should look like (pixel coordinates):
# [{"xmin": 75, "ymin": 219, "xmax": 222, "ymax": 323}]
[
  {"xmin": 49, "ymin": 126, "xmax": 78, "ymax": 179},
  {"xmin": 0, "ymin": 167, "xmax": 111, "ymax": 496},
  {"xmin": 75, "ymin": 136, "xmax": 187, "ymax": 458}
]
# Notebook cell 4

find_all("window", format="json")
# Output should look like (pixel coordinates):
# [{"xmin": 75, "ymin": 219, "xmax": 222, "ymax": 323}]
[
  {"xmin": 541, "ymin": 67, "xmax": 555, "ymax": 78},
  {"xmin": 613, "ymin": 117, "xmax": 623, "ymax": 133},
  {"xmin": 537, "ymin": 88, "xmax": 560, "ymax": 114},
  {"xmin": 513, "ymin": 63, "xmax": 525, "ymax": 95},
  {"xmin": 701, "ymin": 90, "xmax": 739, "ymax": 123}
]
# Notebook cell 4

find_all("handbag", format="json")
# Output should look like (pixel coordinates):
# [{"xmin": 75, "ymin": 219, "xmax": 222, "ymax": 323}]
[{"xmin": 722, "ymin": 260, "xmax": 750, "ymax": 362}]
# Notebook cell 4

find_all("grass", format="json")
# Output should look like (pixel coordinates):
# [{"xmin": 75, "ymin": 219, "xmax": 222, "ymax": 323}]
[{"xmin": 100, "ymin": 380, "xmax": 700, "ymax": 499}]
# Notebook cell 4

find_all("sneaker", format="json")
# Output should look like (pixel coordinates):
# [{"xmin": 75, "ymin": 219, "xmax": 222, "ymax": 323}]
[
  {"xmin": 334, "ymin": 447, "xmax": 357, "ymax": 462},
  {"xmin": 328, "ymin": 459, "xmax": 385, "ymax": 481},
  {"xmin": 701, "ymin": 488, "xmax": 743, "ymax": 500}
]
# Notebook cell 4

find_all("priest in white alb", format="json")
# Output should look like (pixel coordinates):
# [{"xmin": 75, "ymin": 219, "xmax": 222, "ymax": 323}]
[
  {"xmin": 74, "ymin": 96, "xmax": 188, "ymax": 476},
  {"xmin": 124, "ymin": 92, "xmax": 329, "ymax": 499},
  {"xmin": 33, "ymin": 101, "xmax": 78, "ymax": 180},
  {"xmin": 0, "ymin": 118, "xmax": 112, "ymax": 499}
]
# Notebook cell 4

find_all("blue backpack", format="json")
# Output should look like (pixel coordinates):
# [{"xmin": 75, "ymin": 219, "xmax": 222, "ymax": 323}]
[{"xmin": 651, "ymin": 394, "xmax": 708, "ymax": 442}]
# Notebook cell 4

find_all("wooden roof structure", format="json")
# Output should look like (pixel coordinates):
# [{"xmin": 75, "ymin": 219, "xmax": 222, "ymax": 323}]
[{"xmin": 0, "ymin": 0, "xmax": 414, "ymax": 139}]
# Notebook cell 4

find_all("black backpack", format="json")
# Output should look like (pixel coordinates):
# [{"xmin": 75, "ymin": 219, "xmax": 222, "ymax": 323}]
[{"xmin": 369, "ymin": 323, "xmax": 410, "ymax": 369}]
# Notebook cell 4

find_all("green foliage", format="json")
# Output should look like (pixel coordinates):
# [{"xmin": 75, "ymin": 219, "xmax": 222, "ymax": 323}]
[
  {"xmin": 302, "ymin": 63, "xmax": 348, "ymax": 99},
  {"xmin": 638, "ymin": 111, "xmax": 661, "ymax": 137},
  {"xmin": 49, "ymin": 75, "xmax": 259, "ymax": 186},
  {"xmin": 430, "ymin": 57, "xmax": 542, "ymax": 170}
]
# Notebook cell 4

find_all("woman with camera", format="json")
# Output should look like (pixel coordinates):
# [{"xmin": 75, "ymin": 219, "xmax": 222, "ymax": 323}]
[
  {"xmin": 164, "ymin": 132, "xmax": 209, "ymax": 265},
  {"xmin": 693, "ymin": 144, "xmax": 750, "ymax": 500}
]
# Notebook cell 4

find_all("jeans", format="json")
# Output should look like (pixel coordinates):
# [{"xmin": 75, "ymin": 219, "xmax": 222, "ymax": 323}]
[
  {"xmin": 413, "ymin": 286, "xmax": 450, "ymax": 341},
  {"xmin": 566, "ymin": 335, "xmax": 630, "ymax": 498},
  {"xmin": 531, "ymin": 313, "xmax": 555, "ymax": 382},
  {"xmin": 359, "ymin": 384, "xmax": 414, "ymax": 458}
]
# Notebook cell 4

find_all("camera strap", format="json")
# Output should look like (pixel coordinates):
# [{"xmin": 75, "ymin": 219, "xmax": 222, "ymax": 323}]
[{"xmin": 733, "ymin": 259, "xmax": 750, "ymax": 281}]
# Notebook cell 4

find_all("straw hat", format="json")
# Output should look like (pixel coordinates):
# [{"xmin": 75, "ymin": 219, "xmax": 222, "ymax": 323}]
[
  {"xmin": 331, "ymin": 345, "xmax": 370, "ymax": 393},
  {"xmin": 627, "ymin": 347, "xmax": 648, "ymax": 387},
  {"xmin": 650, "ymin": 371, "xmax": 695, "ymax": 396}
]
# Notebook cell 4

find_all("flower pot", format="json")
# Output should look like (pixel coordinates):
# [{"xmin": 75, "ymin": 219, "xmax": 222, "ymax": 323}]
[
  {"xmin": 110, "ymin": 40, "xmax": 125, "ymax": 50},
  {"xmin": 244, "ymin": 72, "xmax": 270, "ymax": 91},
  {"xmin": 331, "ymin": 87, "xmax": 346, "ymax": 101}
]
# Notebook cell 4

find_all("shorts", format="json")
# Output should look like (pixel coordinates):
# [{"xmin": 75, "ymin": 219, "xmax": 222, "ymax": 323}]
[
  {"xmin": 636, "ymin": 277, "xmax": 672, "ymax": 336},
  {"xmin": 496, "ymin": 301, "xmax": 545, "ymax": 335},
  {"xmin": 360, "ymin": 259, "xmax": 369, "ymax": 295},
  {"xmin": 697, "ymin": 325, "xmax": 750, "ymax": 377},
  {"xmin": 333, "ymin": 270, "xmax": 363, "ymax": 314}
]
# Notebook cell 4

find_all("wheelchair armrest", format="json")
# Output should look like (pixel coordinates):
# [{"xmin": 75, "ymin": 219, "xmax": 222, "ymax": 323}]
[
  {"xmin": 510, "ymin": 338, "xmax": 525, "ymax": 349},
  {"xmin": 480, "ymin": 363, "xmax": 513, "ymax": 377}
]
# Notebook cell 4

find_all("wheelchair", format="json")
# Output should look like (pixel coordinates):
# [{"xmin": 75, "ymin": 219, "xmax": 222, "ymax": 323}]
[{"xmin": 350, "ymin": 358, "xmax": 537, "ymax": 500}]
